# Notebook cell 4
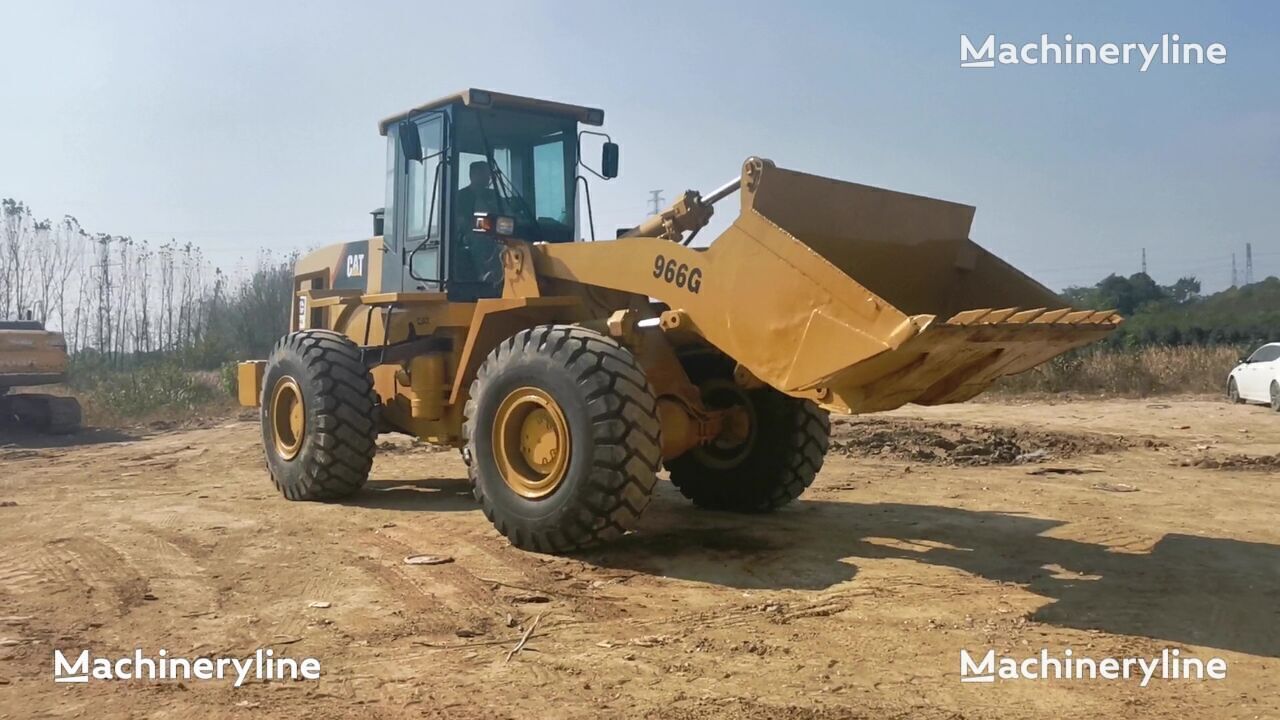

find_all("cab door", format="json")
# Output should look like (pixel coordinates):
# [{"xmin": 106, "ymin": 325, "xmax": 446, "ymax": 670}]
[{"xmin": 387, "ymin": 112, "xmax": 449, "ymax": 292}]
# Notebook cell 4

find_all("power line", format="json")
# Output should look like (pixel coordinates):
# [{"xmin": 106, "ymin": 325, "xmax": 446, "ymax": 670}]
[{"xmin": 648, "ymin": 190, "xmax": 664, "ymax": 216}]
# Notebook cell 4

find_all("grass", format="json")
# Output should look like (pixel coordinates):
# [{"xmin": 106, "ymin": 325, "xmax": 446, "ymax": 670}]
[
  {"xmin": 993, "ymin": 345, "xmax": 1243, "ymax": 397},
  {"xmin": 67, "ymin": 361, "xmax": 233, "ymax": 427}
]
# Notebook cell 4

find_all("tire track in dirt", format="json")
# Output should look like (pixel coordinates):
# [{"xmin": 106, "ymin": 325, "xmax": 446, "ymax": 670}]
[
  {"xmin": 117, "ymin": 519, "xmax": 222, "ymax": 616},
  {"xmin": 269, "ymin": 570, "xmax": 347, "ymax": 641},
  {"xmin": 39, "ymin": 537, "xmax": 150, "ymax": 616},
  {"xmin": 354, "ymin": 530, "xmax": 509, "ymax": 639},
  {"xmin": 0, "ymin": 542, "xmax": 48, "ymax": 595}
]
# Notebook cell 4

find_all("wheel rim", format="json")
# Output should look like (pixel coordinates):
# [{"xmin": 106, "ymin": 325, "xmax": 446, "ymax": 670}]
[
  {"xmin": 692, "ymin": 379, "xmax": 758, "ymax": 470},
  {"xmin": 492, "ymin": 387, "xmax": 571, "ymax": 499},
  {"xmin": 270, "ymin": 376, "xmax": 306, "ymax": 460}
]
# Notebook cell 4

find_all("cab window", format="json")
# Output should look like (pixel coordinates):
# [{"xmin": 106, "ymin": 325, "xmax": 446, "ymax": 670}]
[
  {"xmin": 400, "ymin": 115, "xmax": 446, "ymax": 282},
  {"xmin": 405, "ymin": 116, "xmax": 445, "ymax": 241},
  {"xmin": 533, "ymin": 139, "xmax": 568, "ymax": 223}
]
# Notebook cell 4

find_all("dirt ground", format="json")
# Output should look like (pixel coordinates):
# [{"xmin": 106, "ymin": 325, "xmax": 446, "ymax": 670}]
[{"xmin": 1, "ymin": 397, "xmax": 1278, "ymax": 719}]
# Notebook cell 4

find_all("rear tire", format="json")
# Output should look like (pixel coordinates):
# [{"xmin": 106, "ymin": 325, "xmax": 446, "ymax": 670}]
[
  {"xmin": 1227, "ymin": 377, "xmax": 1243, "ymax": 404},
  {"xmin": 666, "ymin": 353, "xmax": 830, "ymax": 512},
  {"xmin": 464, "ymin": 325, "xmax": 661, "ymax": 553},
  {"xmin": 261, "ymin": 330, "xmax": 377, "ymax": 500}
]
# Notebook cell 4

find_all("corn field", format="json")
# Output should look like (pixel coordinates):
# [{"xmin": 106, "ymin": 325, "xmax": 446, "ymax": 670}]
[{"xmin": 994, "ymin": 345, "xmax": 1242, "ymax": 397}]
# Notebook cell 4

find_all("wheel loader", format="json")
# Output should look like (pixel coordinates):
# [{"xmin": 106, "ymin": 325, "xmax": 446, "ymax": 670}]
[
  {"xmin": 237, "ymin": 89, "xmax": 1121, "ymax": 552},
  {"xmin": 0, "ymin": 320, "xmax": 82, "ymax": 434}
]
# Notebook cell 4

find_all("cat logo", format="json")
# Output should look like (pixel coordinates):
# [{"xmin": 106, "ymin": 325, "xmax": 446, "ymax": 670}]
[{"xmin": 345, "ymin": 253, "xmax": 365, "ymax": 278}]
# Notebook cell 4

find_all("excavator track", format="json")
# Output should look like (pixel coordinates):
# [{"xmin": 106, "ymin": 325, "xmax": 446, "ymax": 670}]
[{"xmin": 0, "ymin": 393, "xmax": 83, "ymax": 435}]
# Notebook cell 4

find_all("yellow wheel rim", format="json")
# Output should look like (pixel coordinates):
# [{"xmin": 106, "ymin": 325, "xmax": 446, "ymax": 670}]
[
  {"xmin": 270, "ymin": 376, "xmax": 306, "ymax": 460},
  {"xmin": 492, "ymin": 386, "xmax": 570, "ymax": 499}
]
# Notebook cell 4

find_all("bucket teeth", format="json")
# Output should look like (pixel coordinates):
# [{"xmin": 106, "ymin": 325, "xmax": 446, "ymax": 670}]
[
  {"xmin": 822, "ymin": 304, "xmax": 1123, "ymax": 413},
  {"xmin": 976, "ymin": 308, "xmax": 1019, "ymax": 324},
  {"xmin": 1031, "ymin": 308, "xmax": 1073, "ymax": 324},
  {"xmin": 946, "ymin": 309, "xmax": 992, "ymax": 325},
  {"xmin": 945, "ymin": 307, "xmax": 1122, "ymax": 327},
  {"xmin": 1007, "ymin": 308, "xmax": 1047, "ymax": 323}
]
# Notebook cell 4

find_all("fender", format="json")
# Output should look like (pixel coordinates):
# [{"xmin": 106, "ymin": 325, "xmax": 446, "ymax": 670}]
[{"xmin": 447, "ymin": 296, "xmax": 586, "ymax": 407}]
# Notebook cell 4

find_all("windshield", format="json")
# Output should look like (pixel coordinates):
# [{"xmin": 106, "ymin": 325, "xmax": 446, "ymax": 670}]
[{"xmin": 453, "ymin": 107, "xmax": 577, "ymax": 242}]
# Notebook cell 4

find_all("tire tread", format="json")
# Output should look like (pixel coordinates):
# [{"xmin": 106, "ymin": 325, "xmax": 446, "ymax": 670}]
[
  {"xmin": 264, "ymin": 329, "xmax": 376, "ymax": 500},
  {"xmin": 463, "ymin": 325, "xmax": 660, "ymax": 552}
]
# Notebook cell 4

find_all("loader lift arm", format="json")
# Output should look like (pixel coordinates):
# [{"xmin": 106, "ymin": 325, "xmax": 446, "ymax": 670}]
[{"xmin": 619, "ymin": 176, "xmax": 742, "ymax": 245}]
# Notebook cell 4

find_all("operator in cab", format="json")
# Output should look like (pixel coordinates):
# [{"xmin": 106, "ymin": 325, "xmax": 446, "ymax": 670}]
[
  {"xmin": 456, "ymin": 161, "xmax": 498, "ymax": 221},
  {"xmin": 454, "ymin": 160, "xmax": 503, "ymax": 299}
]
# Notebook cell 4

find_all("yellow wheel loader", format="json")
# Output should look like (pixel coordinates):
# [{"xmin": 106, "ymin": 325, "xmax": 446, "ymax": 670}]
[
  {"xmin": 238, "ymin": 89, "xmax": 1120, "ymax": 552},
  {"xmin": 0, "ymin": 321, "xmax": 82, "ymax": 435}
]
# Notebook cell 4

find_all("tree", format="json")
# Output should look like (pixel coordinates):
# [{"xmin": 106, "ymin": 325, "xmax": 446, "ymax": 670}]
[{"xmin": 1168, "ymin": 276, "xmax": 1201, "ymax": 305}]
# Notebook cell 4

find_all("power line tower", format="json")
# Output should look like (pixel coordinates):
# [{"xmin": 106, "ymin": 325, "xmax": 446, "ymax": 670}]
[
  {"xmin": 1141, "ymin": 247, "xmax": 1147, "ymax": 275},
  {"xmin": 1232, "ymin": 253, "xmax": 1238, "ymax": 288},
  {"xmin": 1245, "ymin": 242, "xmax": 1254, "ymax": 285},
  {"xmin": 648, "ymin": 190, "xmax": 665, "ymax": 216}
]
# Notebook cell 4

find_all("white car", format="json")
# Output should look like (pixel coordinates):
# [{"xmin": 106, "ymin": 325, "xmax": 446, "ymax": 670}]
[{"xmin": 1227, "ymin": 342, "xmax": 1280, "ymax": 411}]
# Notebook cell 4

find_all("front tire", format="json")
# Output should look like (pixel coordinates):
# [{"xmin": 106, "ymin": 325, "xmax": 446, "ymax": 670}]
[
  {"xmin": 666, "ymin": 352, "xmax": 830, "ymax": 512},
  {"xmin": 260, "ymin": 330, "xmax": 377, "ymax": 500},
  {"xmin": 463, "ymin": 325, "xmax": 661, "ymax": 553},
  {"xmin": 1227, "ymin": 377, "xmax": 1243, "ymax": 404},
  {"xmin": 1271, "ymin": 381, "xmax": 1280, "ymax": 413}
]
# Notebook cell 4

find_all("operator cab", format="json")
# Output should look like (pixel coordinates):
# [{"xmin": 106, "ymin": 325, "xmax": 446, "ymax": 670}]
[{"xmin": 377, "ymin": 89, "xmax": 617, "ymax": 301}]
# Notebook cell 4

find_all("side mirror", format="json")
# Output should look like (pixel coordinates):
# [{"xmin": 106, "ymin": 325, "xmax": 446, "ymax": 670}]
[
  {"xmin": 398, "ymin": 120, "xmax": 422, "ymax": 163},
  {"xmin": 601, "ymin": 142, "xmax": 619, "ymax": 179},
  {"xmin": 1240, "ymin": 357, "xmax": 1252, "ymax": 364}
]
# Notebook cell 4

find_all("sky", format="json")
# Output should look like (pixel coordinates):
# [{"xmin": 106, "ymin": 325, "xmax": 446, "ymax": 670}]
[{"xmin": 1, "ymin": 0, "xmax": 1276, "ymax": 292}]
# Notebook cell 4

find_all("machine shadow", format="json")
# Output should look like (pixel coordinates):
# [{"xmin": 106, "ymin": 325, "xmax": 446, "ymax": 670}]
[
  {"xmin": 0, "ymin": 426, "xmax": 136, "ymax": 449},
  {"xmin": 346, "ymin": 477, "xmax": 475, "ymax": 511},
  {"xmin": 589, "ymin": 486, "xmax": 1280, "ymax": 658}
]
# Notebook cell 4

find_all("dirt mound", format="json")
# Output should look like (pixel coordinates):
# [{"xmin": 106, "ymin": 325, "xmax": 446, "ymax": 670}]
[
  {"xmin": 828, "ymin": 416, "xmax": 1124, "ymax": 465},
  {"xmin": 1180, "ymin": 453, "xmax": 1280, "ymax": 471}
]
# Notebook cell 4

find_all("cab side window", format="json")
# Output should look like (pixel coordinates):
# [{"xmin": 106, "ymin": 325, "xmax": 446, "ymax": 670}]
[
  {"xmin": 406, "ymin": 116, "xmax": 446, "ymax": 242},
  {"xmin": 401, "ymin": 116, "xmax": 446, "ymax": 283},
  {"xmin": 533, "ymin": 138, "xmax": 569, "ymax": 225}
]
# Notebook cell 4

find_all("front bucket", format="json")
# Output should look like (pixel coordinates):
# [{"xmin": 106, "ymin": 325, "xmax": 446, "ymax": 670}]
[
  {"xmin": 531, "ymin": 157, "xmax": 1120, "ymax": 415},
  {"xmin": 747, "ymin": 161, "xmax": 1064, "ymax": 319},
  {"xmin": 715, "ymin": 158, "xmax": 1121, "ymax": 412}
]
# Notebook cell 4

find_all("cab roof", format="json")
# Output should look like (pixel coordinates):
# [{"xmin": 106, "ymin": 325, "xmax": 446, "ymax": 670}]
[{"xmin": 378, "ymin": 88, "xmax": 604, "ymax": 135}]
